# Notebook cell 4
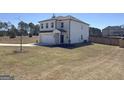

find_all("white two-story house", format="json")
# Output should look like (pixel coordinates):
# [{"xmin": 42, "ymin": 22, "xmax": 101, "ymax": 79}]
[{"xmin": 39, "ymin": 15, "xmax": 89, "ymax": 45}]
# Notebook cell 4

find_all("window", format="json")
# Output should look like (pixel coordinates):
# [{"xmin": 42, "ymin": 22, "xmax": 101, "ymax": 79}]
[
  {"xmin": 41, "ymin": 24, "xmax": 43, "ymax": 29},
  {"xmin": 51, "ymin": 22, "xmax": 54, "ymax": 28},
  {"xmin": 81, "ymin": 35, "xmax": 83, "ymax": 40},
  {"xmin": 61, "ymin": 22, "xmax": 64, "ymax": 28},
  {"xmin": 46, "ymin": 23, "xmax": 48, "ymax": 28}
]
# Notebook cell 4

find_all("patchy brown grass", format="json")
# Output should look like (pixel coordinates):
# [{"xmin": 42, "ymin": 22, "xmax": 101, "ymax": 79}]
[
  {"xmin": 0, "ymin": 36, "xmax": 38, "ymax": 44},
  {"xmin": 0, "ymin": 43, "xmax": 124, "ymax": 80}
]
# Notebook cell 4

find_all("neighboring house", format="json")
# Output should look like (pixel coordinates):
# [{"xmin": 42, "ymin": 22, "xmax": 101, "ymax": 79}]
[
  {"xmin": 102, "ymin": 25, "xmax": 124, "ymax": 37},
  {"xmin": 39, "ymin": 15, "xmax": 89, "ymax": 45}
]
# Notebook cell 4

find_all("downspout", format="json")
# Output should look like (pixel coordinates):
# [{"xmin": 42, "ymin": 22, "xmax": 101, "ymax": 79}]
[
  {"xmin": 54, "ymin": 19, "xmax": 57, "ymax": 44},
  {"xmin": 69, "ymin": 19, "xmax": 71, "ymax": 45},
  {"xmin": 55, "ymin": 19, "xmax": 57, "ymax": 29}
]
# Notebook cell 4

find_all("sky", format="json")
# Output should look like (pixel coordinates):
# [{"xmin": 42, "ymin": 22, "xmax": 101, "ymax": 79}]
[{"xmin": 0, "ymin": 13, "xmax": 124, "ymax": 29}]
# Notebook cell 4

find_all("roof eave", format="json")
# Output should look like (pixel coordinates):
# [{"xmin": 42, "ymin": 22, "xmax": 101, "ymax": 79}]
[{"xmin": 39, "ymin": 18, "xmax": 56, "ymax": 23}]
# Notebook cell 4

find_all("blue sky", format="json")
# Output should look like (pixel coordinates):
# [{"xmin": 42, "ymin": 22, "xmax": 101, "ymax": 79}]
[{"xmin": 0, "ymin": 13, "xmax": 124, "ymax": 29}]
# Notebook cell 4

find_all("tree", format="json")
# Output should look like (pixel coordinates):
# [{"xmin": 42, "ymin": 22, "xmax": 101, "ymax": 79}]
[
  {"xmin": 34, "ymin": 24, "xmax": 40, "ymax": 36},
  {"xmin": 89, "ymin": 27, "xmax": 102, "ymax": 37},
  {"xmin": 9, "ymin": 25, "xmax": 17, "ymax": 38},
  {"xmin": 0, "ymin": 22, "xmax": 2, "ymax": 28},
  {"xmin": 0, "ymin": 21, "xmax": 9, "ymax": 36},
  {"xmin": 3, "ymin": 22, "xmax": 8, "ymax": 29},
  {"xmin": 18, "ymin": 21, "xmax": 28, "ymax": 36},
  {"xmin": 28, "ymin": 22, "xmax": 35, "ymax": 35},
  {"xmin": 18, "ymin": 21, "xmax": 27, "ymax": 52},
  {"xmin": 18, "ymin": 21, "xmax": 25, "ymax": 29},
  {"xmin": 0, "ymin": 22, "xmax": 8, "ymax": 29}
]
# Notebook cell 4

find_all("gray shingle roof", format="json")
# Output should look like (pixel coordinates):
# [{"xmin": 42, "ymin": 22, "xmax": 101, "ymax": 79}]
[{"xmin": 39, "ymin": 15, "xmax": 89, "ymax": 25}]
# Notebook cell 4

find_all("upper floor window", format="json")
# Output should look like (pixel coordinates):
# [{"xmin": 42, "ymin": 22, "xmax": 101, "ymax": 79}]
[
  {"xmin": 61, "ymin": 22, "xmax": 64, "ymax": 28},
  {"xmin": 51, "ymin": 22, "xmax": 54, "ymax": 28},
  {"xmin": 46, "ymin": 23, "xmax": 48, "ymax": 28},
  {"xmin": 41, "ymin": 24, "xmax": 43, "ymax": 29}
]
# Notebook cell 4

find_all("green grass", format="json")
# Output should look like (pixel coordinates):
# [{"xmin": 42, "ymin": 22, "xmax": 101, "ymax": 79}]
[{"xmin": 0, "ymin": 43, "xmax": 124, "ymax": 80}]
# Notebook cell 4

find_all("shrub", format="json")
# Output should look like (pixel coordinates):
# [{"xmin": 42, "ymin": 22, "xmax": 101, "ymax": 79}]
[{"xmin": 29, "ymin": 33, "xmax": 32, "ymax": 37}]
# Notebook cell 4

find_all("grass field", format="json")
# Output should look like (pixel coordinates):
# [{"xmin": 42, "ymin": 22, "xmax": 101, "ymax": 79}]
[
  {"xmin": 0, "ymin": 36, "xmax": 38, "ymax": 44},
  {"xmin": 0, "ymin": 43, "xmax": 124, "ymax": 80}
]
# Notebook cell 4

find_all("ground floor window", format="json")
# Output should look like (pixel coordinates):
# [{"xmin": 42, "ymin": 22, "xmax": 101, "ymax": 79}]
[{"xmin": 81, "ymin": 34, "xmax": 83, "ymax": 40}]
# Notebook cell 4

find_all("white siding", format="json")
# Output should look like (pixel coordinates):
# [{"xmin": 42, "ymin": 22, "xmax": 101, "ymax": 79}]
[
  {"xmin": 40, "ymin": 20, "xmax": 56, "ymax": 31},
  {"xmin": 56, "ymin": 20, "xmax": 69, "ymax": 31},
  {"xmin": 39, "ymin": 18, "xmax": 89, "ymax": 45},
  {"xmin": 70, "ymin": 20, "xmax": 89, "ymax": 44},
  {"xmin": 56, "ymin": 20, "xmax": 70, "ymax": 44}
]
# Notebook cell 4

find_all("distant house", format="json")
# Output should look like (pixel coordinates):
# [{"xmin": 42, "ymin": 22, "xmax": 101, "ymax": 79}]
[
  {"xmin": 102, "ymin": 25, "xmax": 124, "ymax": 37},
  {"xmin": 39, "ymin": 15, "xmax": 89, "ymax": 45}
]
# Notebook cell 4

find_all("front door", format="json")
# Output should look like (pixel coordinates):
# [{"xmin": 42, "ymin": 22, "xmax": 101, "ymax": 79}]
[{"xmin": 60, "ymin": 35, "xmax": 64, "ymax": 44}]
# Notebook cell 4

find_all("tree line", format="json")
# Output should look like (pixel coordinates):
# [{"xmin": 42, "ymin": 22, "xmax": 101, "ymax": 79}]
[
  {"xmin": 0, "ymin": 21, "xmax": 40, "ymax": 38},
  {"xmin": 89, "ymin": 27, "xmax": 102, "ymax": 37}
]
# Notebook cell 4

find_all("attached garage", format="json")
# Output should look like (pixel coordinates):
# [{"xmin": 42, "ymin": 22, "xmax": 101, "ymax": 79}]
[{"xmin": 40, "ymin": 33, "xmax": 55, "ymax": 45}]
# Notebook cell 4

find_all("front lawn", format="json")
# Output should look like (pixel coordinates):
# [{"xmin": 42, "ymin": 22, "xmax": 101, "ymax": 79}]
[{"xmin": 0, "ymin": 43, "xmax": 124, "ymax": 80}]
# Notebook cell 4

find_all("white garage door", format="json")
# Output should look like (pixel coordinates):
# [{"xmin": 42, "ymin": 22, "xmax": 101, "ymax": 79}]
[{"xmin": 41, "ymin": 34, "xmax": 55, "ymax": 45}]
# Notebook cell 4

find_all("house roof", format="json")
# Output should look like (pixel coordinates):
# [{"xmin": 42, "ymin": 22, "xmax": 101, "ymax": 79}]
[
  {"xmin": 39, "ymin": 30, "xmax": 53, "ymax": 33},
  {"xmin": 39, "ymin": 15, "xmax": 89, "ymax": 25},
  {"xmin": 57, "ymin": 29, "xmax": 66, "ymax": 32},
  {"xmin": 39, "ymin": 29, "xmax": 67, "ymax": 33},
  {"xmin": 103, "ymin": 26, "xmax": 124, "ymax": 30}
]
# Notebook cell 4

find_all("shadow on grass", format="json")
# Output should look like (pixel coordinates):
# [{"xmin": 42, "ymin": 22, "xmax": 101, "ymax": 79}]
[
  {"xmin": 4, "ymin": 50, "xmax": 29, "ymax": 56},
  {"xmin": 37, "ymin": 42, "xmax": 93, "ymax": 49}
]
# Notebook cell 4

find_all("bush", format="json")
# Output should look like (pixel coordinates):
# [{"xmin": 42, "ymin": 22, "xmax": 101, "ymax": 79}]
[
  {"xmin": 9, "ymin": 31, "xmax": 16, "ymax": 38},
  {"xmin": 36, "ymin": 40, "xmax": 38, "ymax": 43},
  {"xmin": 9, "ymin": 34, "xmax": 16, "ymax": 38},
  {"xmin": 0, "ymin": 31, "xmax": 6, "ymax": 37},
  {"xmin": 0, "ymin": 33, "xmax": 4, "ymax": 37},
  {"xmin": 29, "ymin": 33, "xmax": 32, "ymax": 37}
]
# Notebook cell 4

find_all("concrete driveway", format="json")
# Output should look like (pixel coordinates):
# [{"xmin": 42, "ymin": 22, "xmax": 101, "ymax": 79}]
[{"xmin": 0, "ymin": 43, "xmax": 37, "ymax": 47}]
